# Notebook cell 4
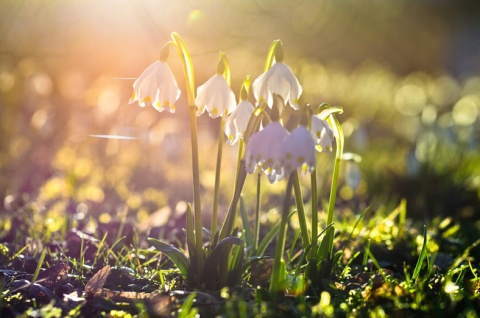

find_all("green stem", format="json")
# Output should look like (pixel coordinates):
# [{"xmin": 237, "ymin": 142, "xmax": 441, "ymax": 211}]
[
  {"xmin": 325, "ymin": 115, "xmax": 344, "ymax": 259},
  {"xmin": 218, "ymin": 139, "xmax": 243, "ymax": 241},
  {"xmin": 236, "ymin": 139, "xmax": 244, "ymax": 181},
  {"xmin": 326, "ymin": 158, "xmax": 341, "ymax": 227},
  {"xmin": 292, "ymin": 171, "xmax": 311, "ymax": 255},
  {"xmin": 311, "ymin": 169, "xmax": 318, "ymax": 259},
  {"xmin": 324, "ymin": 157, "xmax": 340, "ymax": 258},
  {"xmin": 219, "ymin": 160, "xmax": 247, "ymax": 240},
  {"xmin": 171, "ymin": 32, "xmax": 203, "ymax": 273},
  {"xmin": 211, "ymin": 119, "xmax": 225, "ymax": 236},
  {"xmin": 270, "ymin": 172, "xmax": 294, "ymax": 293},
  {"xmin": 253, "ymin": 172, "xmax": 261, "ymax": 254},
  {"xmin": 189, "ymin": 107, "xmax": 203, "ymax": 262},
  {"xmin": 219, "ymin": 106, "xmax": 264, "ymax": 241}
]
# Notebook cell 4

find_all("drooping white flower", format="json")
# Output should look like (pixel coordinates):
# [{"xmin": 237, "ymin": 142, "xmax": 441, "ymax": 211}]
[
  {"xmin": 195, "ymin": 74, "xmax": 236, "ymax": 118},
  {"xmin": 252, "ymin": 62, "xmax": 302, "ymax": 110},
  {"xmin": 224, "ymin": 100, "xmax": 254, "ymax": 145},
  {"xmin": 245, "ymin": 121, "xmax": 289, "ymax": 183},
  {"xmin": 129, "ymin": 61, "xmax": 180, "ymax": 113},
  {"xmin": 345, "ymin": 161, "xmax": 361, "ymax": 190},
  {"xmin": 311, "ymin": 115, "xmax": 335, "ymax": 152},
  {"xmin": 279, "ymin": 125, "xmax": 316, "ymax": 175}
]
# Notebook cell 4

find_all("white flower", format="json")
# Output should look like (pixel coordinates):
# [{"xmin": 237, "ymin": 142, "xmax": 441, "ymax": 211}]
[
  {"xmin": 245, "ymin": 121, "xmax": 289, "ymax": 183},
  {"xmin": 311, "ymin": 115, "xmax": 335, "ymax": 152},
  {"xmin": 195, "ymin": 74, "xmax": 236, "ymax": 118},
  {"xmin": 279, "ymin": 126, "xmax": 316, "ymax": 175},
  {"xmin": 345, "ymin": 161, "xmax": 361, "ymax": 190},
  {"xmin": 224, "ymin": 100, "xmax": 254, "ymax": 145},
  {"xmin": 252, "ymin": 62, "xmax": 302, "ymax": 110},
  {"xmin": 129, "ymin": 61, "xmax": 180, "ymax": 113}
]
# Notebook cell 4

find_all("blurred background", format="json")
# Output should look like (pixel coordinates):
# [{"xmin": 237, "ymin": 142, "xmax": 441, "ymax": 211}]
[{"xmin": 1, "ymin": 0, "xmax": 479, "ymax": 229}]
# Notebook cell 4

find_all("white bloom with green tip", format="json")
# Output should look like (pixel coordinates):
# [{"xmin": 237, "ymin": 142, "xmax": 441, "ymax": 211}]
[
  {"xmin": 195, "ymin": 74, "xmax": 236, "ymax": 118},
  {"xmin": 311, "ymin": 115, "xmax": 335, "ymax": 152},
  {"xmin": 246, "ymin": 121, "xmax": 289, "ymax": 183},
  {"xmin": 129, "ymin": 61, "xmax": 180, "ymax": 113},
  {"xmin": 252, "ymin": 62, "xmax": 302, "ymax": 110},
  {"xmin": 280, "ymin": 126, "xmax": 316, "ymax": 175},
  {"xmin": 224, "ymin": 100, "xmax": 254, "ymax": 145}
]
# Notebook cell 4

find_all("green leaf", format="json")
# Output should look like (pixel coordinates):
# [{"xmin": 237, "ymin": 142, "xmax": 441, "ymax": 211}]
[
  {"xmin": 227, "ymin": 240, "xmax": 245, "ymax": 287},
  {"xmin": 177, "ymin": 292, "xmax": 198, "ymax": 318},
  {"xmin": 257, "ymin": 211, "xmax": 296, "ymax": 257},
  {"xmin": 332, "ymin": 251, "xmax": 344, "ymax": 266},
  {"xmin": 239, "ymin": 196, "xmax": 253, "ymax": 250},
  {"xmin": 317, "ymin": 225, "xmax": 335, "ymax": 263},
  {"xmin": 148, "ymin": 238, "xmax": 190, "ymax": 277},
  {"xmin": 201, "ymin": 236, "xmax": 244, "ymax": 289}
]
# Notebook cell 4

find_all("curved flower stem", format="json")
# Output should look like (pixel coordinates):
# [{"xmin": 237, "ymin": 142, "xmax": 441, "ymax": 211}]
[
  {"xmin": 292, "ymin": 171, "xmax": 311, "ymax": 256},
  {"xmin": 310, "ymin": 169, "xmax": 318, "ymax": 259},
  {"xmin": 324, "ymin": 115, "xmax": 344, "ymax": 259},
  {"xmin": 211, "ymin": 52, "xmax": 231, "ymax": 236},
  {"xmin": 253, "ymin": 172, "xmax": 261, "ymax": 254},
  {"xmin": 264, "ymin": 40, "xmax": 282, "ymax": 72},
  {"xmin": 270, "ymin": 172, "xmax": 294, "ymax": 293},
  {"xmin": 171, "ymin": 33, "xmax": 203, "ymax": 272},
  {"xmin": 211, "ymin": 118, "xmax": 225, "ymax": 236}
]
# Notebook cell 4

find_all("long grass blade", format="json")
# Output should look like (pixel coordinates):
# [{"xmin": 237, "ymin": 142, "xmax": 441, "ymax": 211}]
[
  {"xmin": 32, "ymin": 248, "xmax": 47, "ymax": 283},
  {"xmin": 412, "ymin": 225, "xmax": 428, "ymax": 281}
]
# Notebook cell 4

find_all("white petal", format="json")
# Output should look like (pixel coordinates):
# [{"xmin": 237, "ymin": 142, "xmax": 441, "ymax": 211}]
[
  {"xmin": 252, "ymin": 62, "xmax": 302, "ymax": 109},
  {"xmin": 280, "ymin": 126, "xmax": 316, "ymax": 174},
  {"xmin": 196, "ymin": 74, "xmax": 236, "ymax": 118},
  {"xmin": 245, "ymin": 121, "xmax": 289, "ymax": 183},
  {"xmin": 130, "ymin": 61, "xmax": 180, "ymax": 113},
  {"xmin": 252, "ymin": 71, "xmax": 272, "ymax": 107},
  {"xmin": 311, "ymin": 115, "xmax": 334, "ymax": 152}
]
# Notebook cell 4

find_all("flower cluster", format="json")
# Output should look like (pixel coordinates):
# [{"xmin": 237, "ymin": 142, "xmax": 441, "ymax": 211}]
[
  {"xmin": 245, "ymin": 116, "xmax": 333, "ymax": 183},
  {"xmin": 129, "ymin": 39, "xmax": 335, "ymax": 183},
  {"xmin": 244, "ymin": 43, "xmax": 334, "ymax": 183}
]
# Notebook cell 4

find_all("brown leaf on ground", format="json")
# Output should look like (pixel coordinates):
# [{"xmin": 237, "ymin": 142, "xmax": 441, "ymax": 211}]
[
  {"xmin": 85, "ymin": 265, "xmax": 111, "ymax": 296},
  {"xmin": 36, "ymin": 262, "xmax": 70, "ymax": 289}
]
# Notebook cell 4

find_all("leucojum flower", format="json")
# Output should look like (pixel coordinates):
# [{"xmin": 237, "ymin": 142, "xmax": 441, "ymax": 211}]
[
  {"xmin": 225, "ymin": 76, "xmax": 254, "ymax": 145},
  {"xmin": 195, "ymin": 74, "xmax": 236, "ymax": 118},
  {"xmin": 129, "ymin": 47, "xmax": 180, "ymax": 113},
  {"xmin": 252, "ymin": 41, "xmax": 302, "ymax": 110},
  {"xmin": 245, "ymin": 121, "xmax": 289, "ymax": 183},
  {"xmin": 224, "ymin": 100, "xmax": 254, "ymax": 145},
  {"xmin": 279, "ymin": 125, "xmax": 316, "ymax": 175},
  {"xmin": 311, "ymin": 114, "xmax": 335, "ymax": 152},
  {"xmin": 195, "ymin": 54, "xmax": 236, "ymax": 118}
]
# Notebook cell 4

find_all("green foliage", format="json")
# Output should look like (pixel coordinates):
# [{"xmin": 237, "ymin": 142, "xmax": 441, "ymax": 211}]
[{"xmin": 147, "ymin": 238, "xmax": 190, "ymax": 277}]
